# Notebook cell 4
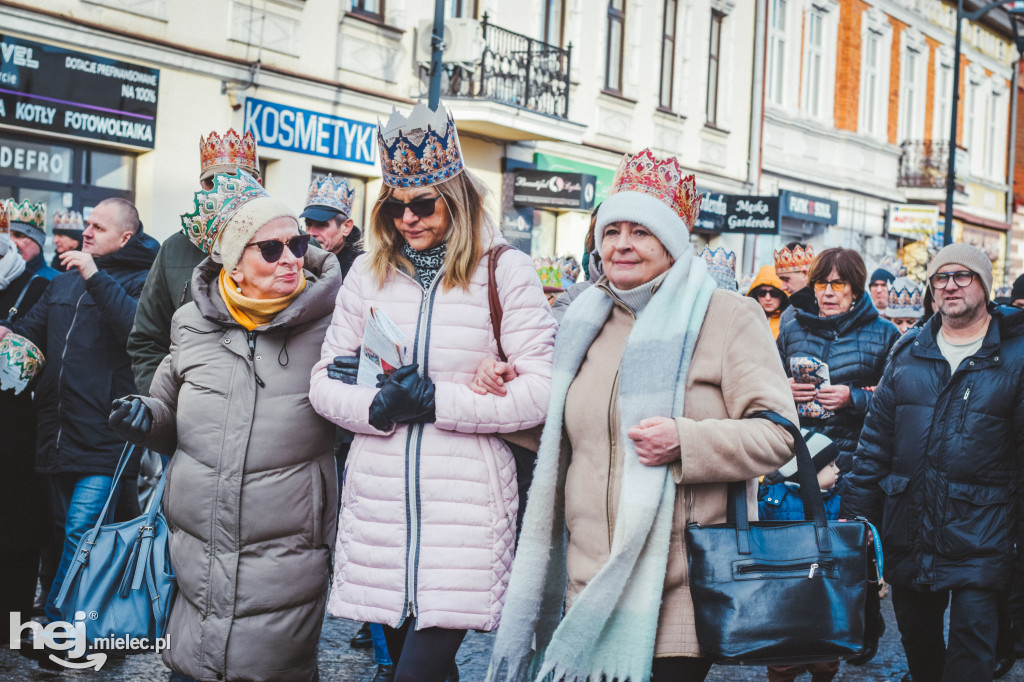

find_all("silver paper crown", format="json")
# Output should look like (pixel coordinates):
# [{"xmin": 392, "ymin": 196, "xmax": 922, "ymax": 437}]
[
  {"xmin": 305, "ymin": 174, "xmax": 355, "ymax": 217},
  {"xmin": 377, "ymin": 101, "xmax": 465, "ymax": 188},
  {"xmin": 877, "ymin": 255, "xmax": 907, "ymax": 278},
  {"xmin": 700, "ymin": 245, "xmax": 738, "ymax": 292},
  {"xmin": 52, "ymin": 210, "xmax": 85, "ymax": 234},
  {"xmin": 887, "ymin": 276, "xmax": 924, "ymax": 318}
]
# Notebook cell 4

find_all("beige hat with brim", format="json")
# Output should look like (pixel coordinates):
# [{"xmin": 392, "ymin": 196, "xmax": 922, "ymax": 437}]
[{"xmin": 214, "ymin": 196, "xmax": 299, "ymax": 272}]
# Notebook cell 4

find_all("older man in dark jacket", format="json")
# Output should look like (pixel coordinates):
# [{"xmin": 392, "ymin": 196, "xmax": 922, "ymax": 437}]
[
  {"xmin": 842, "ymin": 243, "xmax": 1024, "ymax": 682},
  {"xmin": 0, "ymin": 197, "xmax": 159, "ymax": 627}
]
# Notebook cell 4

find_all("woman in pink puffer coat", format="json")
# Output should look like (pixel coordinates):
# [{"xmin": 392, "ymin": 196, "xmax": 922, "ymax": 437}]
[{"xmin": 309, "ymin": 102, "xmax": 555, "ymax": 682}]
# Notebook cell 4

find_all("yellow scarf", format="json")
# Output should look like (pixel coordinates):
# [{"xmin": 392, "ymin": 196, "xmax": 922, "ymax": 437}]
[{"xmin": 218, "ymin": 268, "xmax": 307, "ymax": 331}]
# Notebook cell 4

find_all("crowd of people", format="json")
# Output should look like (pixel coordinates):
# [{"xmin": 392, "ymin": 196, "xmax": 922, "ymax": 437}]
[{"xmin": 1, "ymin": 99, "xmax": 1023, "ymax": 682}]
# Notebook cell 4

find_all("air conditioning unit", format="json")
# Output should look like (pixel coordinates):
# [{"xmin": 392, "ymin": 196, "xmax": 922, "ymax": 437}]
[{"xmin": 416, "ymin": 19, "xmax": 485, "ymax": 67}]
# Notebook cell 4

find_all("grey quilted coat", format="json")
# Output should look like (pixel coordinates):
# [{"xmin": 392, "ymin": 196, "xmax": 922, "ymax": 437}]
[{"xmin": 142, "ymin": 247, "xmax": 341, "ymax": 682}]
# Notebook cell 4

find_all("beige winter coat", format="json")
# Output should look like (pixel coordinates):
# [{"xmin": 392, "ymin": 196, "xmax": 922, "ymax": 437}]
[
  {"xmin": 563, "ymin": 286, "xmax": 797, "ymax": 657},
  {"xmin": 142, "ymin": 248, "xmax": 342, "ymax": 682}
]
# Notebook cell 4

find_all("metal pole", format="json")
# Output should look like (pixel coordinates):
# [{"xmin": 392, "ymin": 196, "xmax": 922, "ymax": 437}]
[
  {"xmin": 428, "ymin": 0, "xmax": 446, "ymax": 109},
  {"xmin": 944, "ymin": 0, "xmax": 964, "ymax": 246}
]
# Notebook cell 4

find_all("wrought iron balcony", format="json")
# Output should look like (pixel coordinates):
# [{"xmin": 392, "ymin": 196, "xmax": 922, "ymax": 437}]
[
  {"xmin": 897, "ymin": 140, "xmax": 966, "ymax": 193},
  {"xmin": 428, "ymin": 14, "xmax": 572, "ymax": 120}
]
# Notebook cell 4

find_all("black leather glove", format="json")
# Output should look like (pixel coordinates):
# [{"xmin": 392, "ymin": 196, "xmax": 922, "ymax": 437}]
[
  {"xmin": 109, "ymin": 397, "xmax": 153, "ymax": 444},
  {"xmin": 327, "ymin": 355, "xmax": 360, "ymax": 384},
  {"xmin": 368, "ymin": 364, "xmax": 436, "ymax": 431}
]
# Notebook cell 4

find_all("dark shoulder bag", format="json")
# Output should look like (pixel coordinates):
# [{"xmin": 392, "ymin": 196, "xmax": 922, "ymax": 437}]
[
  {"xmin": 487, "ymin": 245, "xmax": 543, "ymax": 532},
  {"xmin": 685, "ymin": 411, "xmax": 882, "ymax": 665},
  {"xmin": 1, "ymin": 274, "xmax": 40, "ymax": 327}
]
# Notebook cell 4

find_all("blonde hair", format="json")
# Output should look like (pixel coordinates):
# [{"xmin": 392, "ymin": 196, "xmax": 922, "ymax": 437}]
[{"xmin": 365, "ymin": 171, "xmax": 487, "ymax": 291}]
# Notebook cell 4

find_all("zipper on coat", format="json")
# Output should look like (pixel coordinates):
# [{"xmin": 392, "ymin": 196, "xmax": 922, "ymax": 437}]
[
  {"xmin": 956, "ymin": 382, "xmax": 973, "ymax": 431},
  {"xmin": 55, "ymin": 291, "xmax": 88, "ymax": 454},
  {"xmin": 606, "ymin": 369, "xmax": 620, "ymax": 550},
  {"xmin": 402, "ymin": 271, "xmax": 441, "ymax": 620},
  {"xmin": 246, "ymin": 330, "xmax": 266, "ymax": 388}
]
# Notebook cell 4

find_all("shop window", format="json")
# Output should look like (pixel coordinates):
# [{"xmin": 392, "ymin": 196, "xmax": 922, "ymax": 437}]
[{"xmin": 83, "ymin": 150, "xmax": 135, "ymax": 191}]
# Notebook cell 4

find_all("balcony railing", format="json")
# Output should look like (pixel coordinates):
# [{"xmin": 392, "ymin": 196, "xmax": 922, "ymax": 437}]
[
  {"xmin": 430, "ymin": 14, "xmax": 572, "ymax": 120},
  {"xmin": 897, "ymin": 140, "xmax": 966, "ymax": 192}
]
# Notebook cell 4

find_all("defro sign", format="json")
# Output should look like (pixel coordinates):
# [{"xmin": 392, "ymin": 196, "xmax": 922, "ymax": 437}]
[{"xmin": 244, "ymin": 98, "xmax": 376, "ymax": 165}]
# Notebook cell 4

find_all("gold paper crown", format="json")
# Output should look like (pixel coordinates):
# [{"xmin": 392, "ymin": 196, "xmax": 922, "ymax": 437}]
[
  {"xmin": 609, "ymin": 149, "xmax": 702, "ymax": 229},
  {"xmin": 377, "ymin": 101, "xmax": 465, "ymax": 188},
  {"xmin": 199, "ymin": 129, "xmax": 260, "ymax": 180},
  {"xmin": 773, "ymin": 244, "xmax": 815, "ymax": 275},
  {"xmin": 52, "ymin": 210, "xmax": 85, "ymax": 233},
  {"xmin": 4, "ymin": 199, "xmax": 46, "ymax": 233},
  {"xmin": 305, "ymin": 174, "xmax": 356, "ymax": 217},
  {"xmin": 180, "ymin": 170, "xmax": 269, "ymax": 254}
]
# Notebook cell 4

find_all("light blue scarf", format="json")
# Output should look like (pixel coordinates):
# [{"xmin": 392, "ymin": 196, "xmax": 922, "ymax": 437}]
[{"xmin": 488, "ymin": 253, "xmax": 716, "ymax": 682}]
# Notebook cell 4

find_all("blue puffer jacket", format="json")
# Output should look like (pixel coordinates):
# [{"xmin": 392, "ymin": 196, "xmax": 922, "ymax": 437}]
[
  {"xmin": 777, "ymin": 294, "xmax": 900, "ymax": 472},
  {"xmin": 841, "ymin": 306, "xmax": 1024, "ymax": 591},
  {"xmin": 758, "ymin": 481, "xmax": 841, "ymax": 521},
  {"xmin": 13, "ymin": 232, "xmax": 159, "ymax": 476}
]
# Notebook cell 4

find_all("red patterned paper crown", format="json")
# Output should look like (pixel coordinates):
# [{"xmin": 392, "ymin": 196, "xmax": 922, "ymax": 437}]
[
  {"xmin": 180, "ymin": 170, "xmax": 269, "ymax": 254},
  {"xmin": 305, "ymin": 174, "xmax": 356, "ymax": 217},
  {"xmin": 774, "ymin": 244, "xmax": 815, "ymax": 275},
  {"xmin": 608, "ymin": 149, "xmax": 702, "ymax": 230},
  {"xmin": 52, "ymin": 210, "xmax": 84, "ymax": 234},
  {"xmin": 199, "ymin": 129, "xmax": 260, "ymax": 180},
  {"xmin": 377, "ymin": 102, "xmax": 465, "ymax": 188}
]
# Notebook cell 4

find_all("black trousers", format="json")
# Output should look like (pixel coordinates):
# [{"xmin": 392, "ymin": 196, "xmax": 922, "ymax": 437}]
[
  {"xmin": 382, "ymin": 619, "xmax": 466, "ymax": 682},
  {"xmin": 892, "ymin": 585, "xmax": 1001, "ymax": 682},
  {"xmin": 651, "ymin": 656, "xmax": 713, "ymax": 682}
]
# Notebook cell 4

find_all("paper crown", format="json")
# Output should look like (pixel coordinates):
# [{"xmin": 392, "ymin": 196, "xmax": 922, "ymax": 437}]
[
  {"xmin": 0, "ymin": 332, "xmax": 45, "ymax": 396},
  {"xmin": 377, "ymin": 101, "xmax": 465, "ymax": 188},
  {"xmin": 877, "ymin": 255, "xmax": 907, "ymax": 278},
  {"xmin": 0, "ymin": 201, "xmax": 8, "ymax": 235},
  {"xmin": 199, "ymin": 129, "xmax": 260, "ymax": 180},
  {"xmin": 774, "ymin": 244, "xmax": 815, "ymax": 275},
  {"xmin": 180, "ymin": 170, "xmax": 269, "ymax": 254},
  {"xmin": 608, "ymin": 149, "xmax": 702, "ymax": 229},
  {"xmin": 304, "ymin": 174, "xmax": 356, "ymax": 217},
  {"xmin": 700, "ymin": 245, "xmax": 738, "ymax": 291},
  {"xmin": 887, "ymin": 276, "xmax": 924, "ymax": 318},
  {"xmin": 52, "ymin": 210, "xmax": 84, "ymax": 234},
  {"xmin": 4, "ymin": 199, "xmax": 47, "ymax": 233}
]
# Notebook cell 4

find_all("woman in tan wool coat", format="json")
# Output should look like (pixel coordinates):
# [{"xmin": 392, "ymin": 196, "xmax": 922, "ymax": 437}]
[{"xmin": 485, "ymin": 151, "xmax": 797, "ymax": 682}]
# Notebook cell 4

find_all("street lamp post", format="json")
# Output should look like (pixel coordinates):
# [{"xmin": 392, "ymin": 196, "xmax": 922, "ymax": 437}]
[{"xmin": 944, "ymin": 0, "xmax": 1024, "ymax": 245}]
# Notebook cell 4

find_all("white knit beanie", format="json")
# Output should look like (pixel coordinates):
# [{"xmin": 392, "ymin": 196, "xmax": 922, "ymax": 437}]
[
  {"xmin": 214, "ymin": 197, "xmax": 299, "ymax": 272},
  {"xmin": 594, "ymin": 192, "xmax": 691, "ymax": 260},
  {"xmin": 926, "ymin": 243, "xmax": 993, "ymax": 299}
]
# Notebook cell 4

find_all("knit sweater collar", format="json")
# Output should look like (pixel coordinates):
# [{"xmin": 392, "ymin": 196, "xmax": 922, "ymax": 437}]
[{"xmin": 607, "ymin": 271, "xmax": 670, "ymax": 316}]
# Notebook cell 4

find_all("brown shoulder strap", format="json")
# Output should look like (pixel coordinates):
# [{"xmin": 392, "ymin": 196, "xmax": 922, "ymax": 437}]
[{"xmin": 487, "ymin": 244, "xmax": 514, "ymax": 362}]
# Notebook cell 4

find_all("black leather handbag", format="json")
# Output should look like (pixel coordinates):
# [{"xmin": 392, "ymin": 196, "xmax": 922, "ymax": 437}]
[{"xmin": 685, "ymin": 411, "xmax": 880, "ymax": 664}]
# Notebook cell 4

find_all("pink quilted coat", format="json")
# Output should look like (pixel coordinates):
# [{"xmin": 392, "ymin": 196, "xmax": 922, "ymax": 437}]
[{"xmin": 309, "ymin": 239, "xmax": 556, "ymax": 632}]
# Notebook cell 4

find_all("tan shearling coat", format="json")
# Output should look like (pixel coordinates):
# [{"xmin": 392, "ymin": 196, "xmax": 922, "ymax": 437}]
[{"xmin": 563, "ymin": 286, "xmax": 797, "ymax": 657}]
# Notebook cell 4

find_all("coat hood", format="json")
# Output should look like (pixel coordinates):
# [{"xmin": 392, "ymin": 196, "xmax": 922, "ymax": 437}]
[
  {"xmin": 191, "ymin": 245, "xmax": 342, "ymax": 330},
  {"xmin": 747, "ymin": 265, "xmax": 790, "ymax": 312},
  {"xmin": 793, "ymin": 288, "xmax": 883, "ymax": 336},
  {"xmin": 94, "ymin": 231, "xmax": 160, "ymax": 273}
]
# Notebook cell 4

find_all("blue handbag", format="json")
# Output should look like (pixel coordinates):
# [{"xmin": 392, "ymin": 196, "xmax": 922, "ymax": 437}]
[{"xmin": 53, "ymin": 444, "xmax": 176, "ymax": 649}]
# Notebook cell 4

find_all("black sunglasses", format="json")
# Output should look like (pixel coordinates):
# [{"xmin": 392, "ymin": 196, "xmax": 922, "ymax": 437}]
[
  {"xmin": 753, "ymin": 287, "xmax": 782, "ymax": 299},
  {"xmin": 382, "ymin": 195, "xmax": 442, "ymax": 220},
  {"xmin": 244, "ymin": 234, "xmax": 310, "ymax": 263}
]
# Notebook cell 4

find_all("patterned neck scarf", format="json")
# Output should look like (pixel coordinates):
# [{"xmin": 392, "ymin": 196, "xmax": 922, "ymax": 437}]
[{"xmin": 401, "ymin": 241, "xmax": 447, "ymax": 290}]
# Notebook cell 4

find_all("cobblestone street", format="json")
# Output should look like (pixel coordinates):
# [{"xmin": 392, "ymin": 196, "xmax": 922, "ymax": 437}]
[{"xmin": 3, "ymin": 597, "xmax": 1023, "ymax": 681}]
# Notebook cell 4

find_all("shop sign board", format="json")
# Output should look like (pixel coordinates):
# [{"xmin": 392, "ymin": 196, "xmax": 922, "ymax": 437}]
[
  {"xmin": 0, "ymin": 134, "xmax": 73, "ymax": 183},
  {"xmin": 244, "ymin": 98, "xmax": 376, "ymax": 165},
  {"xmin": 0, "ymin": 35, "xmax": 159, "ymax": 148},
  {"xmin": 694, "ymin": 188, "xmax": 727, "ymax": 231},
  {"xmin": 723, "ymin": 195, "xmax": 780, "ymax": 234},
  {"xmin": 534, "ymin": 152, "xmax": 615, "ymax": 204},
  {"xmin": 889, "ymin": 203, "xmax": 940, "ymax": 239},
  {"xmin": 512, "ymin": 170, "xmax": 596, "ymax": 210},
  {"xmin": 779, "ymin": 190, "xmax": 838, "ymax": 225}
]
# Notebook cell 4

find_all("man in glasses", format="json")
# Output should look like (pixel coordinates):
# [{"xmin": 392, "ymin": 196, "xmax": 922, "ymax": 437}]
[
  {"xmin": 300, "ymin": 175, "xmax": 363, "ymax": 279},
  {"xmin": 128, "ymin": 129, "xmax": 260, "ymax": 397},
  {"xmin": 843, "ymin": 243, "xmax": 1024, "ymax": 682}
]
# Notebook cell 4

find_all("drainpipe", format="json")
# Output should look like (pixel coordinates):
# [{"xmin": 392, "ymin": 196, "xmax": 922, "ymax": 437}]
[
  {"xmin": 1006, "ymin": 60, "xmax": 1019, "ymax": 280},
  {"xmin": 745, "ymin": 0, "xmax": 768, "ymax": 273}
]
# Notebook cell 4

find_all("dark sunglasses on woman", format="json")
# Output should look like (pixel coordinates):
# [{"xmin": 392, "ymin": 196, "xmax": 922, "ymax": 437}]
[
  {"xmin": 381, "ymin": 195, "xmax": 442, "ymax": 220},
  {"xmin": 245, "ymin": 234, "xmax": 311, "ymax": 263},
  {"xmin": 753, "ymin": 287, "xmax": 782, "ymax": 299}
]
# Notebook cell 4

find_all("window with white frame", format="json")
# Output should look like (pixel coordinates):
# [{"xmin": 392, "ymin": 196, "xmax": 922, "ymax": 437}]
[
  {"xmin": 985, "ymin": 81, "xmax": 1008, "ymax": 181},
  {"xmin": 767, "ymin": 0, "xmax": 787, "ymax": 107},
  {"xmin": 897, "ymin": 30, "xmax": 927, "ymax": 142},
  {"xmin": 932, "ymin": 49, "xmax": 954, "ymax": 142},
  {"xmin": 858, "ymin": 9, "xmax": 891, "ymax": 139},
  {"xmin": 800, "ymin": 1, "xmax": 839, "ymax": 123},
  {"xmin": 964, "ymin": 66, "xmax": 985, "ymax": 175}
]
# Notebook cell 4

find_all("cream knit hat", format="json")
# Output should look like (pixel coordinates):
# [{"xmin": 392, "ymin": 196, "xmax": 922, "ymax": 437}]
[
  {"xmin": 926, "ymin": 243, "xmax": 993, "ymax": 299},
  {"xmin": 214, "ymin": 197, "xmax": 299, "ymax": 272}
]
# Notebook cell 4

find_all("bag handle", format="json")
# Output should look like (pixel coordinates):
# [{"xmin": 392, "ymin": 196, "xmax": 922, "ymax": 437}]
[
  {"xmin": 2, "ymin": 274, "xmax": 40, "ymax": 326},
  {"xmin": 487, "ymin": 244, "xmax": 513, "ymax": 363},
  {"xmin": 729, "ymin": 411, "xmax": 831, "ymax": 555}
]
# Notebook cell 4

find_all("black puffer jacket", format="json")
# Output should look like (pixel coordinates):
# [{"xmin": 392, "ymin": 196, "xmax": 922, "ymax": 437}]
[
  {"xmin": 13, "ymin": 232, "xmax": 160, "ymax": 476},
  {"xmin": 776, "ymin": 293, "xmax": 900, "ymax": 471},
  {"xmin": 841, "ymin": 307, "xmax": 1024, "ymax": 591}
]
